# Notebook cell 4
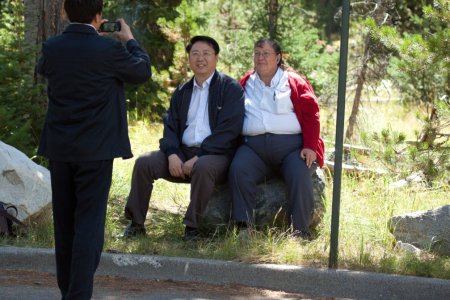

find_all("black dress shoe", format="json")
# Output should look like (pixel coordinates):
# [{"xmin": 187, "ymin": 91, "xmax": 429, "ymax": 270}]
[
  {"xmin": 122, "ymin": 222, "xmax": 146, "ymax": 238},
  {"xmin": 292, "ymin": 230, "xmax": 312, "ymax": 241},
  {"xmin": 183, "ymin": 226, "xmax": 200, "ymax": 242}
]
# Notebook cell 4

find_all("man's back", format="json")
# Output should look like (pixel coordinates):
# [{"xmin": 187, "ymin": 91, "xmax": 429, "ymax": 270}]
[
  {"xmin": 38, "ymin": 2, "xmax": 152, "ymax": 298},
  {"xmin": 38, "ymin": 24, "xmax": 151, "ymax": 161}
]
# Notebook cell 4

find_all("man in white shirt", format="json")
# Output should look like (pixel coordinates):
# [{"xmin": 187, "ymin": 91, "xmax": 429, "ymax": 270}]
[{"xmin": 123, "ymin": 36, "xmax": 245, "ymax": 241}]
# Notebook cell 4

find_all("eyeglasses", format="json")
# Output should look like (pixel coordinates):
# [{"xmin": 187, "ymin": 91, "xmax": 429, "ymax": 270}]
[
  {"xmin": 190, "ymin": 51, "xmax": 215, "ymax": 59},
  {"xmin": 253, "ymin": 51, "xmax": 276, "ymax": 58}
]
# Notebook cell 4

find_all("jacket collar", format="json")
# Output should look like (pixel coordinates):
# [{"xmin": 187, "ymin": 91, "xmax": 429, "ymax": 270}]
[
  {"xmin": 63, "ymin": 23, "xmax": 99, "ymax": 35},
  {"xmin": 185, "ymin": 70, "xmax": 219, "ymax": 90}
]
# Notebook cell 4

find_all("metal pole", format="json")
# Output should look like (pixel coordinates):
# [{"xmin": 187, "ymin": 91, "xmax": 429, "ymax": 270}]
[{"xmin": 329, "ymin": 0, "xmax": 350, "ymax": 269}]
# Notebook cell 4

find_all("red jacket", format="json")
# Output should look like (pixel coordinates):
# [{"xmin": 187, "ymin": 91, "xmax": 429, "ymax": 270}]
[{"xmin": 240, "ymin": 70, "xmax": 325, "ymax": 167}]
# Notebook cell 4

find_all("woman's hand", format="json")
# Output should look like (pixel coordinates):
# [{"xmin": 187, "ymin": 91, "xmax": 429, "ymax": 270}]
[{"xmin": 300, "ymin": 148, "xmax": 316, "ymax": 168}]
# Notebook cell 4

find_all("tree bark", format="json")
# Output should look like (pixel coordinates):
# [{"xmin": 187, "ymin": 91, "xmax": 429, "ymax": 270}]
[
  {"xmin": 344, "ymin": 0, "xmax": 389, "ymax": 141},
  {"xmin": 23, "ymin": 0, "xmax": 67, "ymax": 113},
  {"xmin": 267, "ymin": 0, "xmax": 278, "ymax": 39},
  {"xmin": 24, "ymin": 0, "xmax": 67, "ymax": 80},
  {"xmin": 345, "ymin": 34, "xmax": 370, "ymax": 141}
]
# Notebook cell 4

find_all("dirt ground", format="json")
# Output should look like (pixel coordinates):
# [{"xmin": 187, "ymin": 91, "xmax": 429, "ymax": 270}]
[{"xmin": 0, "ymin": 268, "xmax": 342, "ymax": 299}]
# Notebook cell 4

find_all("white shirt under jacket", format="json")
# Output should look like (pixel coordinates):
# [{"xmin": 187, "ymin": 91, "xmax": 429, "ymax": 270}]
[
  {"xmin": 182, "ymin": 73, "xmax": 213, "ymax": 147},
  {"xmin": 242, "ymin": 68, "xmax": 301, "ymax": 136}
]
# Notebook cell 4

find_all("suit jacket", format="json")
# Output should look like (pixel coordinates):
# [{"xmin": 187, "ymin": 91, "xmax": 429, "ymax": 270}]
[
  {"xmin": 159, "ymin": 71, "xmax": 245, "ymax": 159},
  {"xmin": 37, "ymin": 24, "xmax": 151, "ymax": 161}
]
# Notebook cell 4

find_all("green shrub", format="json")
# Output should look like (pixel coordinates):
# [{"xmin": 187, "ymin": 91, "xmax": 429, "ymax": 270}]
[{"xmin": 0, "ymin": 0, "xmax": 46, "ymax": 156}]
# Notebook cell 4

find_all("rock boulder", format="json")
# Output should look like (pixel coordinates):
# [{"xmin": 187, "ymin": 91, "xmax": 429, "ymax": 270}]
[
  {"xmin": 201, "ymin": 168, "xmax": 326, "ymax": 232},
  {"xmin": 390, "ymin": 205, "xmax": 450, "ymax": 256},
  {"xmin": 0, "ymin": 141, "xmax": 51, "ymax": 221}
]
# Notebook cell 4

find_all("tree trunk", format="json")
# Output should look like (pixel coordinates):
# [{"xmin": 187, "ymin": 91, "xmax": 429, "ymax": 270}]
[
  {"xmin": 24, "ymin": 0, "xmax": 67, "ymax": 81},
  {"xmin": 24, "ymin": 0, "xmax": 68, "ymax": 113},
  {"xmin": 344, "ymin": 0, "xmax": 389, "ymax": 141},
  {"xmin": 267, "ymin": 0, "xmax": 278, "ymax": 39},
  {"xmin": 345, "ymin": 34, "xmax": 371, "ymax": 141},
  {"xmin": 419, "ymin": 106, "xmax": 438, "ymax": 146}
]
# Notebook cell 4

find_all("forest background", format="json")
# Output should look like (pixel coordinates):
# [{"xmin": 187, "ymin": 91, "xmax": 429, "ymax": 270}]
[{"xmin": 0, "ymin": 0, "xmax": 449, "ymax": 278}]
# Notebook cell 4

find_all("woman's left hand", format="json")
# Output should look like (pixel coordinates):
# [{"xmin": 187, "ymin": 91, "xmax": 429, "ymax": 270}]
[{"xmin": 300, "ymin": 148, "xmax": 316, "ymax": 168}]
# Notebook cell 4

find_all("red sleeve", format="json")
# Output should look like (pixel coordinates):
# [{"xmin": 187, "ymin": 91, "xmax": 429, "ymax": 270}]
[
  {"xmin": 288, "ymin": 72, "xmax": 325, "ymax": 167},
  {"xmin": 239, "ymin": 70, "xmax": 254, "ymax": 88}
]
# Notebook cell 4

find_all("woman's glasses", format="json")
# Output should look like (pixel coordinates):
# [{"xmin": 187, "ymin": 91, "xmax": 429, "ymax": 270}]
[{"xmin": 253, "ymin": 51, "xmax": 276, "ymax": 58}]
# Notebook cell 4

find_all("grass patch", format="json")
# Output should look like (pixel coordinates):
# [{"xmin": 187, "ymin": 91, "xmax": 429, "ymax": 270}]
[{"xmin": 1, "ymin": 102, "xmax": 449, "ymax": 280}]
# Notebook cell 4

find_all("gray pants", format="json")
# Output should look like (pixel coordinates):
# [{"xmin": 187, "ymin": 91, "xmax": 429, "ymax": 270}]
[
  {"xmin": 229, "ymin": 134, "xmax": 316, "ymax": 232},
  {"xmin": 125, "ymin": 146, "xmax": 230, "ymax": 228}
]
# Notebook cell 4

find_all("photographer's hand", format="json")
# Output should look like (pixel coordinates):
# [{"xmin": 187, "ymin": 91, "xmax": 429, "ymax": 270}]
[
  {"xmin": 98, "ymin": 19, "xmax": 109, "ymax": 37},
  {"xmin": 114, "ymin": 18, "xmax": 134, "ymax": 43}
]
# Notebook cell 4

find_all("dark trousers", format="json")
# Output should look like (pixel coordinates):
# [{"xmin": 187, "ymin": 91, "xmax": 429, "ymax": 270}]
[
  {"xmin": 125, "ymin": 146, "xmax": 230, "ymax": 228},
  {"xmin": 228, "ymin": 134, "xmax": 316, "ymax": 232},
  {"xmin": 49, "ymin": 160, "xmax": 113, "ymax": 300}
]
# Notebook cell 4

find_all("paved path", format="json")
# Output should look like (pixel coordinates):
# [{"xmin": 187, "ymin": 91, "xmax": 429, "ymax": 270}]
[
  {"xmin": 1, "ymin": 246, "xmax": 449, "ymax": 299},
  {"xmin": 0, "ymin": 269, "xmax": 327, "ymax": 299}
]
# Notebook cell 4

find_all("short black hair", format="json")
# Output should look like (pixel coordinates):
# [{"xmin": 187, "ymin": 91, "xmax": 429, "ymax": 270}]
[
  {"xmin": 64, "ymin": 0, "xmax": 103, "ymax": 23},
  {"xmin": 186, "ymin": 36, "xmax": 220, "ymax": 54}
]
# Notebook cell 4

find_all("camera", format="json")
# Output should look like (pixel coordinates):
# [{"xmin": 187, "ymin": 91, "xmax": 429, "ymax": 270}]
[{"xmin": 99, "ymin": 21, "xmax": 121, "ymax": 32}]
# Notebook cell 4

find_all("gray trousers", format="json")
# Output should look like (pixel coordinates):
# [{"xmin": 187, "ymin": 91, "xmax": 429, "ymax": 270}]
[
  {"xmin": 229, "ymin": 134, "xmax": 316, "ymax": 232},
  {"xmin": 125, "ymin": 146, "xmax": 230, "ymax": 228}
]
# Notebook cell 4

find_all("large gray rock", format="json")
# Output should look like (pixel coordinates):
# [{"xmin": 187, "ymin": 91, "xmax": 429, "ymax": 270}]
[
  {"xmin": 201, "ymin": 168, "xmax": 326, "ymax": 231},
  {"xmin": 0, "ymin": 141, "xmax": 51, "ymax": 221},
  {"xmin": 390, "ymin": 205, "xmax": 450, "ymax": 256}
]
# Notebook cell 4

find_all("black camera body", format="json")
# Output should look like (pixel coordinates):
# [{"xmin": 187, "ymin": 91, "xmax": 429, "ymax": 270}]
[{"xmin": 99, "ymin": 21, "xmax": 121, "ymax": 32}]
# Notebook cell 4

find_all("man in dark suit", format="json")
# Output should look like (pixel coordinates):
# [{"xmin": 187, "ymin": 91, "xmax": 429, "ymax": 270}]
[
  {"xmin": 123, "ymin": 36, "xmax": 245, "ymax": 241},
  {"xmin": 37, "ymin": 0, "xmax": 151, "ymax": 298}
]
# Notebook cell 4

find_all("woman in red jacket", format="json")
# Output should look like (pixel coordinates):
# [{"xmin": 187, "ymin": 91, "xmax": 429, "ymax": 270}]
[{"xmin": 229, "ymin": 38, "xmax": 324, "ymax": 238}]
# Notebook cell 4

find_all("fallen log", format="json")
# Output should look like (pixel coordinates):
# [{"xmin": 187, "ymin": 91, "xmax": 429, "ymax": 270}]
[{"xmin": 324, "ymin": 160, "xmax": 387, "ymax": 176}]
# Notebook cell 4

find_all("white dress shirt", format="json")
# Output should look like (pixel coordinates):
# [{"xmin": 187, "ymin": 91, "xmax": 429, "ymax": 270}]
[
  {"xmin": 182, "ymin": 74, "xmax": 213, "ymax": 146},
  {"xmin": 242, "ymin": 68, "xmax": 301, "ymax": 136}
]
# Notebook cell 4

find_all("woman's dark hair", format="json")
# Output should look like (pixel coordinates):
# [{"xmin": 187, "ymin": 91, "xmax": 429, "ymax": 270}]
[
  {"xmin": 64, "ymin": 0, "xmax": 103, "ymax": 23},
  {"xmin": 186, "ymin": 36, "xmax": 220, "ymax": 54},
  {"xmin": 254, "ymin": 38, "xmax": 285, "ymax": 69}
]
